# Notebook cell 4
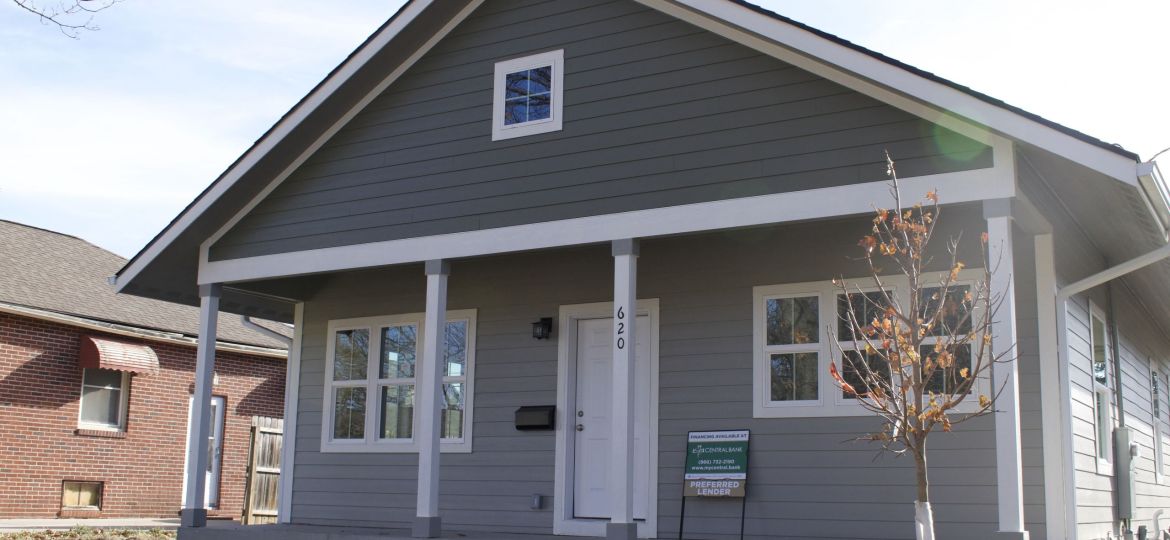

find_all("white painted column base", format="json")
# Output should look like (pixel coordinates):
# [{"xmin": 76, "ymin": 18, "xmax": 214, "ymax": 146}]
[
  {"xmin": 607, "ymin": 522, "xmax": 638, "ymax": 540},
  {"xmin": 180, "ymin": 283, "xmax": 221, "ymax": 528}
]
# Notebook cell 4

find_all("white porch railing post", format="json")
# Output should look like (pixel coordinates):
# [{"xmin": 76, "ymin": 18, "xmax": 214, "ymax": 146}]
[
  {"xmin": 414, "ymin": 260, "xmax": 449, "ymax": 538},
  {"xmin": 985, "ymin": 211, "xmax": 1029, "ymax": 540},
  {"xmin": 181, "ymin": 283, "xmax": 221, "ymax": 528},
  {"xmin": 608, "ymin": 239, "xmax": 638, "ymax": 540}
]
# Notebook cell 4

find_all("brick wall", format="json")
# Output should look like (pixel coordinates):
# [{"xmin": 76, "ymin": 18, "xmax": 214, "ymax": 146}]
[{"xmin": 0, "ymin": 313, "xmax": 286, "ymax": 519}]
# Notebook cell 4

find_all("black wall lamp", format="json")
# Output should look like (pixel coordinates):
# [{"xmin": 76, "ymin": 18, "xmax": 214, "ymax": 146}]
[{"xmin": 532, "ymin": 317, "xmax": 553, "ymax": 340}]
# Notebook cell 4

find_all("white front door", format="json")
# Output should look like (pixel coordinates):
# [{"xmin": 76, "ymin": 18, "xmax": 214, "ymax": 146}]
[
  {"xmin": 573, "ymin": 316, "xmax": 650, "ymax": 520},
  {"xmin": 205, "ymin": 396, "xmax": 226, "ymax": 508},
  {"xmin": 184, "ymin": 395, "xmax": 226, "ymax": 508}
]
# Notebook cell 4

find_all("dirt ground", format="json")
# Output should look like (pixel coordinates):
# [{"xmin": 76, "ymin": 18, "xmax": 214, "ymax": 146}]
[{"xmin": 0, "ymin": 529, "xmax": 175, "ymax": 540}]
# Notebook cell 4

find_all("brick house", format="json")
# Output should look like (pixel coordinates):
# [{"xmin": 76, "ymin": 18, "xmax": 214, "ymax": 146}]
[{"xmin": 0, "ymin": 220, "xmax": 288, "ymax": 520}]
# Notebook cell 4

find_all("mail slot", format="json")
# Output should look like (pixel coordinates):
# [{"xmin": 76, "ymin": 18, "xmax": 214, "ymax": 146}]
[{"xmin": 514, "ymin": 405, "xmax": 556, "ymax": 431}]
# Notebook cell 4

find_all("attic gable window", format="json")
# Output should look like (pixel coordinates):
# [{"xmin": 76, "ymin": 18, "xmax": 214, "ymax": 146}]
[{"xmin": 492, "ymin": 50, "xmax": 564, "ymax": 141}]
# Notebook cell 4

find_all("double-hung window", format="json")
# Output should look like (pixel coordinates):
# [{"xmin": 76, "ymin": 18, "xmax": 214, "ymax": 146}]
[
  {"xmin": 754, "ymin": 272, "xmax": 985, "ymax": 418},
  {"xmin": 1153, "ymin": 366, "xmax": 1167, "ymax": 483},
  {"xmin": 492, "ymin": 50, "xmax": 564, "ymax": 141},
  {"xmin": 322, "ymin": 310, "xmax": 477, "ymax": 453},
  {"xmin": 78, "ymin": 368, "xmax": 129, "ymax": 431},
  {"xmin": 1089, "ymin": 302, "xmax": 1114, "ymax": 473}
]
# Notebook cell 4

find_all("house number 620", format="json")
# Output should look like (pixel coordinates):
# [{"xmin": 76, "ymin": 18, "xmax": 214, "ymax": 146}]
[{"xmin": 615, "ymin": 306, "xmax": 626, "ymax": 350}]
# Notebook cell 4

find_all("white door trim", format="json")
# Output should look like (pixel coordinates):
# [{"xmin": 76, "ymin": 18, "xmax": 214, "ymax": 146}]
[
  {"xmin": 554, "ymin": 300, "xmax": 660, "ymax": 539},
  {"xmin": 181, "ymin": 395, "xmax": 226, "ymax": 509}
]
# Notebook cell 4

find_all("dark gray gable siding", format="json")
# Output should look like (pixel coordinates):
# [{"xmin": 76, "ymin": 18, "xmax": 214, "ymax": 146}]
[{"xmin": 210, "ymin": 0, "xmax": 993, "ymax": 262}]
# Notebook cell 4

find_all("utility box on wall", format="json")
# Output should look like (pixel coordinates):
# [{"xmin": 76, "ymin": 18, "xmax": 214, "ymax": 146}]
[{"xmin": 1116, "ymin": 427, "xmax": 1137, "ymax": 520}]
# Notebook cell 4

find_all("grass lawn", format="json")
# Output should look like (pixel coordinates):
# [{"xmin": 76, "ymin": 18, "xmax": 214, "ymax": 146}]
[{"xmin": 0, "ymin": 528, "xmax": 175, "ymax": 540}]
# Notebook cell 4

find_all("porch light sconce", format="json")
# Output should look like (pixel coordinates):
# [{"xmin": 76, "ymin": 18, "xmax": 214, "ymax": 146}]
[{"xmin": 532, "ymin": 318, "xmax": 553, "ymax": 340}]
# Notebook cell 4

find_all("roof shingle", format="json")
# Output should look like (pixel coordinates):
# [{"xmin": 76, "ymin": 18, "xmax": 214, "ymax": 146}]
[{"xmin": 0, "ymin": 220, "xmax": 289, "ymax": 349}]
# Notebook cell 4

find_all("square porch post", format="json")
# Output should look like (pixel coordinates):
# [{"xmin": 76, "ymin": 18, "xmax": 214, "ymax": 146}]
[
  {"xmin": 414, "ymin": 260, "xmax": 449, "ymax": 538},
  {"xmin": 985, "ymin": 210, "xmax": 1029, "ymax": 540},
  {"xmin": 608, "ymin": 239, "xmax": 638, "ymax": 540},
  {"xmin": 180, "ymin": 283, "xmax": 221, "ymax": 528}
]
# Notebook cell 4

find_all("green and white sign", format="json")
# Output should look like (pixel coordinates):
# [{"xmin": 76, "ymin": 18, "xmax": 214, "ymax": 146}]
[{"xmin": 683, "ymin": 430, "xmax": 749, "ymax": 497}]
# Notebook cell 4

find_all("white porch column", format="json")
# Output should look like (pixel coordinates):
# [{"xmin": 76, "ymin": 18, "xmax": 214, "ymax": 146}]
[
  {"xmin": 180, "ymin": 283, "xmax": 221, "ymax": 528},
  {"xmin": 985, "ymin": 211, "xmax": 1029, "ymax": 540},
  {"xmin": 608, "ymin": 239, "xmax": 638, "ymax": 540},
  {"xmin": 414, "ymin": 260, "xmax": 449, "ymax": 538}
]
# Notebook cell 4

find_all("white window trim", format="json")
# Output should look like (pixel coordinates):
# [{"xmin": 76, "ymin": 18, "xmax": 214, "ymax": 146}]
[
  {"xmin": 1152, "ymin": 364, "xmax": 1165, "ymax": 484},
  {"xmin": 320, "ymin": 309, "xmax": 476, "ymax": 453},
  {"xmin": 1088, "ymin": 301, "xmax": 1114, "ymax": 475},
  {"xmin": 752, "ymin": 271, "xmax": 989, "ymax": 418},
  {"xmin": 77, "ymin": 369, "xmax": 130, "ymax": 432},
  {"xmin": 491, "ymin": 49, "xmax": 564, "ymax": 141}
]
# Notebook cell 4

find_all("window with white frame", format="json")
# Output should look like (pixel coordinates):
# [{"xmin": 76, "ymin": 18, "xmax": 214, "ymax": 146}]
[
  {"xmin": 1161, "ymin": 370, "xmax": 1170, "ymax": 479},
  {"xmin": 1089, "ymin": 302, "xmax": 1114, "ymax": 472},
  {"xmin": 78, "ymin": 368, "xmax": 129, "ymax": 431},
  {"xmin": 492, "ymin": 49, "xmax": 564, "ymax": 141},
  {"xmin": 753, "ymin": 273, "xmax": 985, "ymax": 418},
  {"xmin": 1152, "ymin": 366, "xmax": 1166, "ymax": 482},
  {"xmin": 322, "ymin": 310, "xmax": 477, "ymax": 453}
]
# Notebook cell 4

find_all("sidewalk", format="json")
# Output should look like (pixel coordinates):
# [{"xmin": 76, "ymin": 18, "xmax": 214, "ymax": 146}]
[{"xmin": 0, "ymin": 518, "xmax": 180, "ymax": 533}]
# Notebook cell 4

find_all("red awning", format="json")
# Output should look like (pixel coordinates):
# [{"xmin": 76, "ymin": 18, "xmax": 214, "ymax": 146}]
[{"xmin": 79, "ymin": 336, "xmax": 159, "ymax": 376}]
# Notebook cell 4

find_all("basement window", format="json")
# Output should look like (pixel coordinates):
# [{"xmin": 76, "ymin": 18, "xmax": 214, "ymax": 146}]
[
  {"xmin": 492, "ymin": 50, "xmax": 564, "ymax": 141},
  {"xmin": 62, "ymin": 481, "xmax": 102, "ymax": 511}
]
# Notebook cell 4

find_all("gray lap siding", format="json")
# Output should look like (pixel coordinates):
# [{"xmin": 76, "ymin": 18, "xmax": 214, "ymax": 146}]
[
  {"xmin": 210, "ymin": 0, "xmax": 992, "ymax": 262},
  {"xmin": 290, "ymin": 214, "xmax": 1018, "ymax": 539}
]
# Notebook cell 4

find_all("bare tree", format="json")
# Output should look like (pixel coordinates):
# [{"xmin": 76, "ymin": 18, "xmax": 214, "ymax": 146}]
[
  {"xmin": 828, "ymin": 153, "xmax": 1010, "ymax": 540},
  {"xmin": 11, "ymin": 0, "xmax": 119, "ymax": 38}
]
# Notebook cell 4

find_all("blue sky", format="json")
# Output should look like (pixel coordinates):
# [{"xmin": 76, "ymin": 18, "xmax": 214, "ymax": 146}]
[{"xmin": 2, "ymin": 0, "xmax": 1167, "ymax": 258}]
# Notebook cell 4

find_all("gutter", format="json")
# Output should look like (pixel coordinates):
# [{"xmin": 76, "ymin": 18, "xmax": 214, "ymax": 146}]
[
  {"xmin": 1055, "ymin": 162, "xmax": 1170, "ymax": 537},
  {"xmin": 0, "ymin": 301, "xmax": 288, "ymax": 359}
]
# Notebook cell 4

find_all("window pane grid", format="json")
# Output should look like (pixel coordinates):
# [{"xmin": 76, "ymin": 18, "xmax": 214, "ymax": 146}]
[
  {"xmin": 326, "ymin": 314, "xmax": 475, "ymax": 450},
  {"xmin": 503, "ymin": 66, "xmax": 552, "ymax": 126}
]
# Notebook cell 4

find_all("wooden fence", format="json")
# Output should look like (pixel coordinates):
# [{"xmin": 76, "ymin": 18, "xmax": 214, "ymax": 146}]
[{"xmin": 242, "ymin": 416, "xmax": 282, "ymax": 525}]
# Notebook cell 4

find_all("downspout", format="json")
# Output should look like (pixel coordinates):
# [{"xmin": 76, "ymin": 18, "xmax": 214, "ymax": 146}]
[
  {"xmin": 241, "ymin": 315, "xmax": 293, "ymax": 347},
  {"xmin": 1057, "ymin": 236, "xmax": 1170, "ymax": 538}
]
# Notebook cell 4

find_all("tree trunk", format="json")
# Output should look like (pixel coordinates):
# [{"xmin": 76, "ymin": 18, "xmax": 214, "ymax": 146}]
[{"xmin": 914, "ymin": 445, "xmax": 935, "ymax": 540}]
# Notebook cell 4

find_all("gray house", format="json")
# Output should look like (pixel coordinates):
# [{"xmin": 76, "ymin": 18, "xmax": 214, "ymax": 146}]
[{"xmin": 113, "ymin": 1, "xmax": 1170, "ymax": 539}]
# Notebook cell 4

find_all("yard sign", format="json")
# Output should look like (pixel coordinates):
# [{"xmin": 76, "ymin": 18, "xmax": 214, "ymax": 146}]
[
  {"xmin": 678, "ymin": 430, "xmax": 750, "ymax": 540},
  {"xmin": 683, "ymin": 430, "xmax": 749, "ymax": 497}
]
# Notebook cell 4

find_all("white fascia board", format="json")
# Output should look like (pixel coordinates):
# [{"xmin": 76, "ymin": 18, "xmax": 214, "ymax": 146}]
[
  {"xmin": 114, "ymin": 0, "xmax": 440, "ymax": 294},
  {"xmin": 198, "ymin": 140, "xmax": 1015, "ymax": 284},
  {"xmin": 639, "ymin": 0, "xmax": 1138, "ymax": 184}
]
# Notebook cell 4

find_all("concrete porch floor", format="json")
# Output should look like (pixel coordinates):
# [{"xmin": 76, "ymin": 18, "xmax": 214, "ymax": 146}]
[{"xmin": 178, "ymin": 522, "xmax": 601, "ymax": 540}]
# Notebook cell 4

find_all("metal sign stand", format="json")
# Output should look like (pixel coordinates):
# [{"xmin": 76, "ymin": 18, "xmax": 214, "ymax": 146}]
[{"xmin": 677, "ymin": 429, "xmax": 750, "ymax": 540}]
